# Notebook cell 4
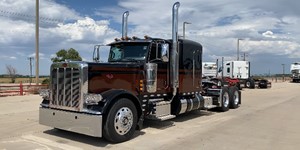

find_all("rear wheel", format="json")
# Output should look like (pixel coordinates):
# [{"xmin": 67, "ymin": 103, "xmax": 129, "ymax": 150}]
[
  {"xmin": 229, "ymin": 86, "xmax": 240, "ymax": 109},
  {"xmin": 219, "ymin": 87, "xmax": 230, "ymax": 112},
  {"xmin": 236, "ymin": 82, "xmax": 242, "ymax": 90},
  {"xmin": 211, "ymin": 78, "xmax": 223, "ymax": 86},
  {"xmin": 103, "ymin": 98, "xmax": 137, "ymax": 143},
  {"xmin": 245, "ymin": 79, "xmax": 255, "ymax": 89}
]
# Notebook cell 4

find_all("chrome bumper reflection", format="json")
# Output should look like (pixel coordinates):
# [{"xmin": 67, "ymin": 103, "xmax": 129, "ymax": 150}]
[{"xmin": 39, "ymin": 107, "xmax": 102, "ymax": 137}]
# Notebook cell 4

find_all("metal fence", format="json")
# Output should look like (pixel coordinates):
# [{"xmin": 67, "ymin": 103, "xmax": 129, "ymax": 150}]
[{"xmin": 0, "ymin": 82, "xmax": 48, "ymax": 97}]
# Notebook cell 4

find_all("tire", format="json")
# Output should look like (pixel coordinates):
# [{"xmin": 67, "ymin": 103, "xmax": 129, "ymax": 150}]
[
  {"xmin": 249, "ymin": 79, "xmax": 255, "ymax": 89},
  {"xmin": 236, "ymin": 82, "xmax": 242, "ymax": 90},
  {"xmin": 219, "ymin": 87, "xmax": 230, "ymax": 112},
  {"xmin": 229, "ymin": 86, "xmax": 240, "ymax": 109},
  {"xmin": 245, "ymin": 79, "xmax": 255, "ymax": 89},
  {"xmin": 217, "ymin": 80, "xmax": 224, "ymax": 86},
  {"xmin": 211, "ymin": 78, "xmax": 223, "ymax": 86},
  {"xmin": 103, "ymin": 98, "xmax": 138, "ymax": 143},
  {"xmin": 245, "ymin": 80, "xmax": 251, "ymax": 88}
]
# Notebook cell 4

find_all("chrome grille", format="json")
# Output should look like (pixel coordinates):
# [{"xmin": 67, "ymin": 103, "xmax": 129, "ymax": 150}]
[{"xmin": 51, "ymin": 67, "xmax": 81, "ymax": 109}]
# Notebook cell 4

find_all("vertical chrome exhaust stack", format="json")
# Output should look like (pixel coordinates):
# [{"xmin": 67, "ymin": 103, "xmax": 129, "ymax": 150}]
[
  {"xmin": 171, "ymin": 2, "xmax": 180, "ymax": 96},
  {"xmin": 122, "ymin": 11, "xmax": 129, "ymax": 38}
]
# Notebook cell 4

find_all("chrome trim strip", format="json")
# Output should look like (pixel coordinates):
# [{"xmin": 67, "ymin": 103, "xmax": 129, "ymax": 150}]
[
  {"xmin": 71, "ymin": 68, "xmax": 73, "ymax": 107},
  {"xmin": 179, "ymin": 99, "xmax": 187, "ymax": 114},
  {"xmin": 187, "ymin": 99, "xmax": 193, "ymax": 112},
  {"xmin": 63, "ymin": 68, "xmax": 66, "ymax": 106},
  {"xmin": 195, "ymin": 94, "xmax": 201, "ymax": 109},
  {"xmin": 56, "ymin": 69, "xmax": 59, "ymax": 106}
]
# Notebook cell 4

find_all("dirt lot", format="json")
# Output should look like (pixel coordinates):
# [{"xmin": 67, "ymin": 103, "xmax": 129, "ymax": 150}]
[{"xmin": 0, "ymin": 82, "xmax": 299, "ymax": 150}]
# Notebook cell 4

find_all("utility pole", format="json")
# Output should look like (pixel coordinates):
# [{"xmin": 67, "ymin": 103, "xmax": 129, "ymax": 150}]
[
  {"xmin": 35, "ymin": 0, "xmax": 39, "ymax": 85},
  {"xmin": 282, "ymin": 64, "xmax": 285, "ymax": 82},
  {"xmin": 237, "ymin": 38, "xmax": 243, "ymax": 61},
  {"xmin": 242, "ymin": 52, "xmax": 248, "ymax": 61},
  {"xmin": 28, "ymin": 57, "xmax": 34, "ymax": 85},
  {"xmin": 183, "ymin": 22, "xmax": 191, "ymax": 39}
]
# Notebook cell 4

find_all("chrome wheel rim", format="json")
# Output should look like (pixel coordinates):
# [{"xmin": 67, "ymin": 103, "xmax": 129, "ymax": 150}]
[
  {"xmin": 246, "ymin": 82, "xmax": 250, "ymax": 87},
  {"xmin": 233, "ymin": 90, "xmax": 239, "ymax": 105},
  {"xmin": 217, "ymin": 81, "xmax": 222, "ymax": 86},
  {"xmin": 114, "ymin": 107, "xmax": 133, "ymax": 135},
  {"xmin": 223, "ymin": 92, "xmax": 229, "ymax": 108}
]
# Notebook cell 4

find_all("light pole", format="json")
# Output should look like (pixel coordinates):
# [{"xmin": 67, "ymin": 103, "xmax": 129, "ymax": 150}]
[
  {"xmin": 282, "ymin": 64, "xmax": 285, "ymax": 81},
  {"xmin": 237, "ymin": 38, "xmax": 243, "ymax": 61},
  {"xmin": 35, "ymin": 0, "xmax": 39, "ymax": 85},
  {"xmin": 183, "ymin": 22, "xmax": 191, "ymax": 39},
  {"xmin": 28, "ymin": 57, "xmax": 34, "ymax": 85}
]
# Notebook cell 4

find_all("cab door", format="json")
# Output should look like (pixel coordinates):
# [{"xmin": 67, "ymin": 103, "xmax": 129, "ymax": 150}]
[{"xmin": 148, "ymin": 42, "xmax": 170, "ymax": 93}]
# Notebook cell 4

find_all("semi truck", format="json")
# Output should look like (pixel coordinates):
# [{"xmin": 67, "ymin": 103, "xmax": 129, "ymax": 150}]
[
  {"xmin": 202, "ymin": 62, "xmax": 218, "ymax": 78},
  {"xmin": 290, "ymin": 62, "xmax": 300, "ymax": 82},
  {"xmin": 222, "ymin": 60, "xmax": 271, "ymax": 89},
  {"xmin": 39, "ymin": 2, "xmax": 241, "ymax": 143},
  {"xmin": 203, "ymin": 60, "xmax": 271, "ymax": 89}
]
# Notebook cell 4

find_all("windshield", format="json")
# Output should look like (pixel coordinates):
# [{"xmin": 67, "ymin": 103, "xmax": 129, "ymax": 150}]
[{"xmin": 108, "ymin": 43, "xmax": 149, "ymax": 62}]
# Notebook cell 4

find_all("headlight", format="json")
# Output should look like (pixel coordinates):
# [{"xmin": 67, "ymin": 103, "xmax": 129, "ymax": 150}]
[
  {"xmin": 39, "ymin": 89, "xmax": 50, "ymax": 99},
  {"xmin": 84, "ymin": 93, "xmax": 103, "ymax": 105}
]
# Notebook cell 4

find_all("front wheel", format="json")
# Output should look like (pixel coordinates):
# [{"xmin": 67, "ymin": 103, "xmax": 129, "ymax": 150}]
[{"xmin": 103, "ymin": 98, "xmax": 137, "ymax": 143}]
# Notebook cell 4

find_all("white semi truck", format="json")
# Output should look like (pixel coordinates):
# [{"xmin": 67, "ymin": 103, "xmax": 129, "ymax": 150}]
[
  {"xmin": 223, "ymin": 61, "xmax": 250, "ymax": 80},
  {"xmin": 202, "ymin": 62, "xmax": 218, "ymax": 78},
  {"xmin": 290, "ymin": 62, "xmax": 300, "ymax": 83},
  {"xmin": 222, "ymin": 60, "xmax": 271, "ymax": 88}
]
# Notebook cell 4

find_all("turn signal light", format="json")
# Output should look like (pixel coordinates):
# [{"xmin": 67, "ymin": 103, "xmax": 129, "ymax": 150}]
[{"xmin": 139, "ymin": 80, "xmax": 144, "ymax": 91}]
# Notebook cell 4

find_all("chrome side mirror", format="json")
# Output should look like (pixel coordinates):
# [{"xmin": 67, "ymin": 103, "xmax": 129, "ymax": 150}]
[
  {"xmin": 161, "ymin": 43, "xmax": 169, "ymax": 62},
  {"xmin": 93, "ymin": 45, "xmax": 101, "ymax": 62}
]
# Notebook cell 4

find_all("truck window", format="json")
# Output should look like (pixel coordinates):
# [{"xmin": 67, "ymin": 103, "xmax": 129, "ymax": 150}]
[
  {"xmin": 108, "ymin": 43, "xmax": 149, "ymax": 62},
  {"xmin": 149, "ymin": 43, "xmax": 162, "ymax": 61},
  {"xmin": 227, "ymin": 68, "xmax": 230, "ymax": 73}
]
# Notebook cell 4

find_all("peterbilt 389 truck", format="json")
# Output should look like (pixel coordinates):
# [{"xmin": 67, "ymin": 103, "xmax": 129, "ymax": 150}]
[{"xmin": 39, "ymin": 2, "xmax": 241, "ymax": 143}]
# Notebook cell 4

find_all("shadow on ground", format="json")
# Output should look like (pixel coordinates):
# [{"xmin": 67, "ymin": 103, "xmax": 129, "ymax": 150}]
[{"xmin": 43, "ymin": 109, "xmax": 218, "ymax": 146}]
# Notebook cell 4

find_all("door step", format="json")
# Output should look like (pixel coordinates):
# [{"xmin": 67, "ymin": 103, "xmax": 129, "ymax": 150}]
[
  {"xmin": 146, "ymin": 114, "xmax": 176, "ymax": 121},
  {"xmin": 157, "ymin": 115, "xmax": 176, "ymax": 121}
]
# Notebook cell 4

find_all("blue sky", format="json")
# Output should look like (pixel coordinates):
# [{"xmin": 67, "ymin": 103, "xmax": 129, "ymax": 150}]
[{"xmin": 0, "ymin": 0, "xmax": 300, "ymax": 76}]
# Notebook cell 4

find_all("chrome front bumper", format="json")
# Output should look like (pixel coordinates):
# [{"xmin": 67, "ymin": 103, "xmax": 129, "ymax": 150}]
[{"xmin": 39, "ymin": 107, "xmax": 102, "ymax": 137}]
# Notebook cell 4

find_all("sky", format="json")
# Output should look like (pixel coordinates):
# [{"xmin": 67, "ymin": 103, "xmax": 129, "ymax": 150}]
[{"xmin": 0, "ymin": 0, "xmax": 300, "ymax": 76}]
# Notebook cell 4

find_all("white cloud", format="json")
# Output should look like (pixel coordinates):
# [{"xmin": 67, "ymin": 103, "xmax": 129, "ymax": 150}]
[
  {"xmin": 50, "ymin": 17, "xmax": 118, "ymax": 43},
  {"xmin": 0, "ymin": 55, "xmax": 17, "ymax": 60},
  {"xmin": 1, "ymin": 0, "xmax": 300, "ymax": 75},
  {"xmin": 262, "ymin": 31, "xmax": 276, "ymax": 38},
  {"xmin": 0, "ymin": 0, "xmax": 81, "ymax": 24},
  {"xmin": 0, "ymin": 0, "xmax": 120, "ymax": 75}
]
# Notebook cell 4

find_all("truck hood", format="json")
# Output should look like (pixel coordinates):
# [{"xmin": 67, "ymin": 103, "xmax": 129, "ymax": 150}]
[{"xmin": 87, "ymin": 62, "xmax": 144, "ymax": 94}]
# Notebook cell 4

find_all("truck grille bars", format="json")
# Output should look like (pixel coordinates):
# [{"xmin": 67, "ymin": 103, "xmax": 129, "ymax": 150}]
[{"xmin": 50, "ymin": 67, "xmax": 81, "ymax": 111}]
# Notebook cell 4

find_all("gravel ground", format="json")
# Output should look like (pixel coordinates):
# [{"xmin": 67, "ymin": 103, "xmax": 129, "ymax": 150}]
[{"xmin": 0, "ymin": 82, "xmax": 299, "ymax": 150}]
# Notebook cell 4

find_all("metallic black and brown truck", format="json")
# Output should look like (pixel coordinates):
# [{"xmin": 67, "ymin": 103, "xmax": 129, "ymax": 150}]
[{"xmin": 39, "ymin": 2, "xmax": 241, "ymax": 143}]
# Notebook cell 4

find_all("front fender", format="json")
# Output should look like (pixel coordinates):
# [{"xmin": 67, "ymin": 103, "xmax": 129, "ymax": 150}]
[
  {"xmin": 100, "ymin": 89, "xmax": 141, "ymax": 116},
  {"xmin": 99, "ymin": 89, "xmax": 143, "ymax": 130}
]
